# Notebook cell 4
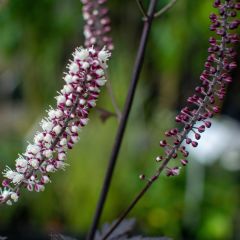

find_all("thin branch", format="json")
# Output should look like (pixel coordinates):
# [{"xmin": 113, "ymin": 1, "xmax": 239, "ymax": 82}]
[
  {"xmin": 86, "ymin": 0, "xmax": 158, "ymax": 239},
  {"xmin": 154, "ymin": 0, "xmax": 177, "ymax": 18},
  {"xmin": 136, "ymin": 0, "xmax": 148, "ymax": 20},
  {"xmin": 105, "ymin": 72, "xmax": 122, "ymax": 122},
  {"xmin": 142, "ymin": 0, "xmax": 177, "ymax": 21},
  {"xmin": 101, "ymin": 10, "xmax": 229, "ymax": 239},
  {"xmin": 101, "ymin": 179, "xmax": 153, "ymax": 240},
  {"xmin": 101, "ymin": 69, "xmax": 225, "ymax": 240},
  {"xmin": 95, "ymin": 107, "xmax": 117, "ymax": 122}
]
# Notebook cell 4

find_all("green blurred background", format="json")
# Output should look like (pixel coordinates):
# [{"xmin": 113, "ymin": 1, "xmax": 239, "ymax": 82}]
[{"xmin": 0, "ymin": 0, "xmax": 240, "ymax": 239}]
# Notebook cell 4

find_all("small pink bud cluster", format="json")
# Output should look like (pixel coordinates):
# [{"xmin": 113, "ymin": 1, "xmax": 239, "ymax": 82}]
[
  {"xmin": 0, "ymin": 46, "xmax": 111, "ymax": 205},
  {"xmin": 156, "ymin": 0, "xmax": 239, "ymax": 177},
  {"xmin": 81, "ymin": 0, "xmax": 114, "ymax": 51}
]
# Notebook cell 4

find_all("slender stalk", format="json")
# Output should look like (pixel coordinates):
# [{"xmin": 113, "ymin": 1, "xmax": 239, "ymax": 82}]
[
  {"xmin": 142, "ymin": 0, "xmax": 177, "ymax": 21},
  {"xmin": 86, "ymin": 1, "xmax": 158, "ymax": 239},
  {"xmin": 101, "ymin": 50, "xmax": 227, "ymax": 240},
  {"xmin": 101, "ymin": 179, "xmax": 154, "ymax": 240},
  {"xmin": 101, "ymin": 7, "xmax": 230, "ymax": 239},
  {"xmin": 105, "ymin": 74, "xmax": 122, "ymax": 122},
  {"xmin": 154, "ymin": 0, "xmax": 177, "ymax": 18},
  {"xmin": 136, "ymin": 0, "xmax": 148, "ymax": 19}
]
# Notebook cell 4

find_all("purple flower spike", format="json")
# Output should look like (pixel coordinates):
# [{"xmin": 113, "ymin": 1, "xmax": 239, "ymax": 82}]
[
  {"xmin": 81, "ymin": 0, "xmax": 114, "ymax": 51},
  {"xmin": 156, "ymin": 0, "xmax": 239, "ymax": 176}
]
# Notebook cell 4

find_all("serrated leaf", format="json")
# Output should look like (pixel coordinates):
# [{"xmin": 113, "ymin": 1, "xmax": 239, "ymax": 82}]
[
  {"xmin": 0, "ymin": 236, "xmax": 7, "ymax": 240},
  {"xmin": 128, "ymin": 236, "xmax": 172, "ymax": 240},
  {"xmin": 50, "ymin": 234, "xmax": 78, "ymax": 240},
  {"xmin": 95, "ymin": 218, "xmax": 136, "ymax": 240}
]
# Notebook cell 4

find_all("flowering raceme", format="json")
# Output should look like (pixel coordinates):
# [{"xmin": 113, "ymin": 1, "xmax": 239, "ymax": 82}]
[
  {"xmin": 81, "ymin": 0, "xmax": 114, "ymax": 51},
  {"xmin": 0, "ymin": 47, "xmax": 111, "ymax": 205},
  {"xmin": 156, "ymin": 0, "xmax": 239, "ymax": 177}
]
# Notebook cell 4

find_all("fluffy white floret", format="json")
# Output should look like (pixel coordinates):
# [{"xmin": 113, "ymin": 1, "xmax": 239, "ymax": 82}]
[
  {"xmin": 12, "ymin": 173, "xmax": 24, "ymax": 184},
  {"xmin": 69, "ymin": 62, "xmax": 79, "ymax": 74},
  {"xmin": 74, "ymin": 48, "xmax": 89, "ymax": 61},
  {"xmin": 29, "ymin": 159, "xmax": 39, "ymax": 169},
  {"xmin": 56, "ymin": 95, "xmax": 66, "ymax": 105},
  {"xmin": 96, "ymin": 78, "xmax": 107, "ymax": 86},
  {"xmin": 3, "ymin": 167, "xmax": 16, "ymax": 180},
  {"xmin": 46, "ymin": 164, "xmax": 55, "ymax": 172},
  {"xmin": 27, "ymin": 144, "xmax": 41, "ymax": 155},
  {"xmin": 16, "ymin": 156, "xmax": 28, "ymax": 168},
  {"xmin": 64, "ymin": 74, "xmax": 73, "ymax": 84},
  {"xmin": 11, "ymin": 192, "xmax": 19, "ymax": 202},
  {"xmin": 41, "ymin": 120, "xmax": 54, "ymax": 132},
  {"xmin": 98, "ymin": 47, "xmax": 111, "ymax": 62},
  {"xmin": 53, "ymin": 125, "xmax": 62, "ymax": 135}
]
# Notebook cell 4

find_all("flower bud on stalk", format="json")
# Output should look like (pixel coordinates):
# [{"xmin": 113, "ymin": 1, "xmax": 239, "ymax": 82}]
[{"xmin": 157, "ymin": 0, "xmax": 239, "ymax": 177}]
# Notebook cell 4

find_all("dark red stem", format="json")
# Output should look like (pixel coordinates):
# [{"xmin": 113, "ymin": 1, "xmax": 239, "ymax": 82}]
[{"xmin": 86, "ymin": 1, "xmax": 158, "ymax": 239}]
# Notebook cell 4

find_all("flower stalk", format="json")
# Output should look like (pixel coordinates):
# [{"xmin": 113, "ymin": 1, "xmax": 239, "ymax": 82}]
[
  {"xmin": 0, "ymin": 46, "xmax": 111, "ymax": 205},
  {"xmin": 86, "ymin": 1, "xmax": 159, "ymax": 239},
  {"xmin": 100, "ymin": 1, "xmax": 240, "ymax": 238}
]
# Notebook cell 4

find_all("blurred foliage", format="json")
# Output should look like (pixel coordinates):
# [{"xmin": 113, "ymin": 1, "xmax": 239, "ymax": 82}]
[{"xmin": 0, "ymin": 0, "xmax": 239, "ymax": 240}]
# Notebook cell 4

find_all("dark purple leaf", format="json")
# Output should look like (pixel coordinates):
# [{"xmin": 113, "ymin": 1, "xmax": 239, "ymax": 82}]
[{"xmin": 95, "ymin": 219, "xmax": 136, "ymax": 240}]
